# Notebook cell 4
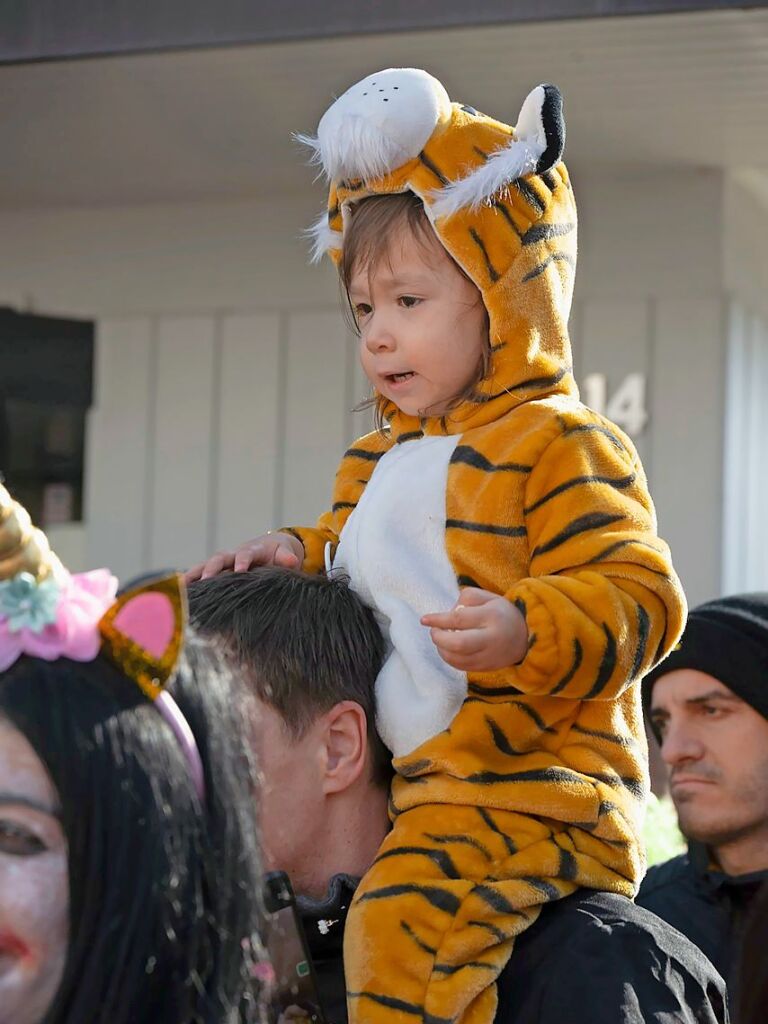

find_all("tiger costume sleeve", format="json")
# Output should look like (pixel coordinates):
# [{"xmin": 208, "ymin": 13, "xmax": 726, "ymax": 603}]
[
  {"xmin": 283, "ymin": 429, "xmax": 392, "ymax": 574},
  {"xmin": 491, "ymin": 415, "xmax": 683, "ymax": 699}
]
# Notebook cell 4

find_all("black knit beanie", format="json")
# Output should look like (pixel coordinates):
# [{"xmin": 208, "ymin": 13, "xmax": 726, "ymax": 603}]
[{"xmin": 642, "ymin": 592, "xmax": 768, "ymax": 721}]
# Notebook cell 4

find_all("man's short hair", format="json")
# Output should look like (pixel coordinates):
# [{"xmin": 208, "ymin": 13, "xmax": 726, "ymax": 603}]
[{"xmin": 187, "ymin": 568, "xmax": 392, "ymax": 787}]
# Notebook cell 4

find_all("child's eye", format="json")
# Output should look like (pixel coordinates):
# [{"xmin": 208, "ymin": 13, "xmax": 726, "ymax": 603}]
[
  {"xmin": 354, "ymin": 303, "xmax": 372, "ymax": 318},
  {"xmin": 399, "ymin": 296, "xmax": 421, "ymax": 308}
]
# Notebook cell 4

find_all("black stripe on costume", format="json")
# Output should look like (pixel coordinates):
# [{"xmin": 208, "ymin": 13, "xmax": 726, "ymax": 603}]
[
  {"xmin": 570, "ymin": 723, "xmax": 637, "ymax": 748},
  {"xmin": 397, "ymin": 430, "xmax": 424, "ymax": 444},
  {"xmin": 549, "ymin": 639, "xmax": 583, "ymax": 696},
  {"xmin": 587, "ymin": 539, "xmax": 671, "ymax": 579},
  {"xmin": 446, "ymin": 518, "xmax": 526, "ymax": 538},
  {"xmin": 510, "ymin": 365, "xmax": 570, "ymax": 392},
  {"xmin": 473, "ymin": 145, "xmax": 488, "ymax": 161},
  {"xmin": 347, "ymin": 992, "xmax": 451, "ymax": 1024},
  {"xmin": 490, "ymin": 198, "xmax": 524, "ymax": 240},
  {"xmin": 583, "ymin": 624, "xmax": 617, "ymax": 699},
  {"xmin": 522, "ymin": 251, "xmax": 575, "ymax": 282},
  {"xmin": 522, "ymin": 876, "xmax": 563, "ymax": 902},
  {"xmin": 592, "ymin": 773, "xmax": 646, "ymax": 801},
  {"xmin": 400, "ymin": 921, "xmax": 436, "ymax": 956},
  {"xmin": 468, "ymin": 919, "xmax": 510, "ymax": 942},
  {"xmin": 332, "ymin": 501, "xmax": 356, "ymax": 513},
  {"xmin": 419, "ymin": 150, "xmax": 449, "ymax": 185},
  {"xmin": 630, "ymin": 604, "xmax": 651, "ymax": 681},
  {"xmin": 521, "ymin": 221, "xmax": 575, "ymax": 246},
  {"xmin": 491, "ymin": 340, "xmax": 507, "ymax": 353},
  {"xmin": 457, "ymin": 574, "xmax": 481, "ymax": 589},
  {"xmin": 467, "ymin": 364, "xmax": 570, "ymax": 404},
  {"xmin": 463, "ymin": 766, "xmax": 588, "ymax": 786},
  {"xmin": 531, "ymin": 512, "xmax": 625, "ymax": 559},
  {"xmin": 398, "ymin": 758, "xmax": 431, "ymax": 777},
  {"xmin": 467, "ymin": 683, "xmax": 523, "ymax": 698},
  {"xmin": 478, "ymin": 807, "xmax": 517, "ymax": 856},
  {"xmin": 556, "ymin": 842, "xmax": 578, "ymax": 881},
  {"xmin": 524, "ymin": 472, "xmax": 636, "ymax": 515},
  {"xmin": 374, "ymin": 845, "xmax": 460, "ymax": 879},
  {"xmin": 561, "ymin": 421, "xmax": 629, "ymax": 453},
  {"xmin": 344, "ymin": 446, "xmax": 384, "ymax": 462},
  {"xmin": 472, "ymin": 884, "xmax": 525, "ymax": 917},
  {"xmin": 328, "ymin": 203, "xmax": 340, "ymax": 222},
  {"xmin": 425, "ymin": 833, "xmax": 494, "ymax": 862},
  {"xmin": 486, "ymin": 715, "xmax": 520, "ymax": 756},
  {"xmin": 451, "ymin": 445, "xmax": 532, "ymax": 474},
  {"xmin": 339, "ymin": 178, "xmax": 365, "ymax": 192},
  {"xmin": 513, "ymin": 179, "xmax": 545, "ymax": 215},
  {"xmin": 511, "ymin": 700, "xmax": 557, "ymax": 734},
  {"xmin": 469, "ymin": 228, "xmax": 500, "ymax": 283},
  {"xmin": 434, "ymin": 960, "xmax": 498, "ymax": 976},
  {"xmin": 541, "ymin": 170, "xmax": 559, "ymax": 192},
  {"xmin": 357, "ymin": 884, "xmax": 460, "ymax": 915}
]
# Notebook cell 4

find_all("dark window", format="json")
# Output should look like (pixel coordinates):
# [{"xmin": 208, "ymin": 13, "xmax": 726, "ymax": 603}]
[{"xmin": 0, "ymin": 309, "xmax": 94, "ymax": 527}]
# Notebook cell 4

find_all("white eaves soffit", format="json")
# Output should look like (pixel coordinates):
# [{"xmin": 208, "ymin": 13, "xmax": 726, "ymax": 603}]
[{"xmin": 0, "ymin": 8, "xmax": 766, "ymax": 207}]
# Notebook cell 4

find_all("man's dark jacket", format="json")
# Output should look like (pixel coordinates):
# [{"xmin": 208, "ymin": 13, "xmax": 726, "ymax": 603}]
[
  {"xmin": 638, "ymin": 843, "xmax": 768, "ymax": 1002},
  {"xmin": 300, "ymin": 875, "xmax": 728, "ymax": 1024}
]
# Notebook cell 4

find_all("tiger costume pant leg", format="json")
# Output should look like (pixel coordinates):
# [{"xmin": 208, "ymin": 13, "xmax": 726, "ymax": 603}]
[{"xmin": 344, "ymin": 804, "xmax": 580, "ymax": 1024}]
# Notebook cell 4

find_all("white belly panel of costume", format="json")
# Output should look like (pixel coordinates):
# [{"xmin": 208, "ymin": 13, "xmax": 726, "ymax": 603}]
[{"xmin": 333, "ymin": 434, "xmax": 465, "ymax": 758}]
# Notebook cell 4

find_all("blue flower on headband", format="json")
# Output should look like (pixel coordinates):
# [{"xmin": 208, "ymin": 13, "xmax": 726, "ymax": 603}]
[{"xmin": 0, "ymin": 572, "xmax": 60, "ymax": 634}]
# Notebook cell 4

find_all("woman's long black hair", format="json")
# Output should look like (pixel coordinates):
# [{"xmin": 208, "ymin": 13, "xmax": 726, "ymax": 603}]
[{"xmin": 0, "ymin": 631, "xmax": 264, "ymax": 1023}]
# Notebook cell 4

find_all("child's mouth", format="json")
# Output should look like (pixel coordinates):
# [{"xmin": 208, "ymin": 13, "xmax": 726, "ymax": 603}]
[{"xmin": 386, "ymin": 372, "xmax": 415, "ymax": 384}]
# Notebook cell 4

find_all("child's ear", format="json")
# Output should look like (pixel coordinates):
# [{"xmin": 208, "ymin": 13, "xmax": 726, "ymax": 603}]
[{"xmin": 99, "ymin": 573, "xmax": 187, "ymax": 700}]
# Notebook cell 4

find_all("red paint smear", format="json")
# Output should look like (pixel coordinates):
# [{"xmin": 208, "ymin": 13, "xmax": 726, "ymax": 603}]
[{"xmin": 0, "ymin": 931, "xmax": 30, "ymax": 958}]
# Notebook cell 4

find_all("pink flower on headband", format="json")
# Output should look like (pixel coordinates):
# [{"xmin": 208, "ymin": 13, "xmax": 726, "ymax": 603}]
[{"xmin": 0, "ymin": 569, "xmax": 118, "ymax": 672}]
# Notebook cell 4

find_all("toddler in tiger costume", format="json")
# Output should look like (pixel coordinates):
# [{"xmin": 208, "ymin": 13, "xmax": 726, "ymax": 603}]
[{"xmin": 192, "ymin": 69, "xmax": 687, "ymax": 1024}]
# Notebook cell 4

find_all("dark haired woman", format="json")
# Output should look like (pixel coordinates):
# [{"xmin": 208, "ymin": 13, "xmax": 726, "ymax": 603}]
[{"xmin": 0, "ymin": 483, "xmax": 266, "ymax": 1024}]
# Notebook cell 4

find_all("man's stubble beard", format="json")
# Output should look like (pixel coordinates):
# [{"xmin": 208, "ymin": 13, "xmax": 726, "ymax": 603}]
[{"xmin": 673, "ymin": 756, "xmax": 768, "ymax": 853}]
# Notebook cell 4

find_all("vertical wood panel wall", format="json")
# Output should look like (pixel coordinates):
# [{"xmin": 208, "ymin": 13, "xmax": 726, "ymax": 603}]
[{"xmin": 87, "ymin": 294, "xmax": 726, "ymax": 605}]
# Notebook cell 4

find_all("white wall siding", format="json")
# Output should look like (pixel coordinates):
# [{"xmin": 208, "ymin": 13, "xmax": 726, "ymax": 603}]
[
  {"xmin": 213, "ymin": 313, "xmax": 281, "ymax": 550},
  {"xmin": 0, "ymin": 169, "xmax": 734, "ymax": 597},
  {"xmin": 85, "ymin": 317, "xmax": 155, "ymax": 580},
  {"xmin": 722, "ymin": 305, "xmax": 768, "ymax": 594}
]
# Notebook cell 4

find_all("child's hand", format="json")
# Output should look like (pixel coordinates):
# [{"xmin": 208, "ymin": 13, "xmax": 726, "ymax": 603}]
[
  {"xmin": 421, "ymin": 588, "xmax": 528, "ymax": 671},
  {"xmin": 184, "ymin": 532, "xmax": 303, "ymax": 582}
]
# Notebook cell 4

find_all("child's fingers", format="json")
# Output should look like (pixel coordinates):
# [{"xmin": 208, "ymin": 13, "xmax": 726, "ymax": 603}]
[
  {"xmin": 199, "ymin": 551, "xmax": 237, "ymax": 579},
  {"xmin": 457, "ymin": 587, "xmax": 498, "ymax": 606},
  {"xmin": 422, "ymin": 603, "xmax": 488, "ymax": 630},
  {"xmin": 273, "ymin": 547, "xmax": 301, "ymax": 568},
  {"xmin": 430, "ymin": 626, "xmax": 486, "ymax": 656},
  {"xmin": 233, "ymin": 545, "xmax": 267, "ymax": 572}
]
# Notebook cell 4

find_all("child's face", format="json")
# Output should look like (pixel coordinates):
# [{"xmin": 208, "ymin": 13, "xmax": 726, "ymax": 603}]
[{"xmin": 349, "ymin": 225, "xmax": 487, "ymax": 418}]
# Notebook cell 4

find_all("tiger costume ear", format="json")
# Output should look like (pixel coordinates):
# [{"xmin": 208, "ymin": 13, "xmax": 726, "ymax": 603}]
[
  {"xmin": 99, "ymin": 573, "xmax": 186, "ymax": 701},
  {"xmin": 430, "ymin": 83, "xmax": 565, "ymax": 219}
]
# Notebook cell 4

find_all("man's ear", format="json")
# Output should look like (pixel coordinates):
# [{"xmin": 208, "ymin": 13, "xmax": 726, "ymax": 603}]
[{"xmin": 321, "ymin": 700, "xmax": 368, "ymax": 795}]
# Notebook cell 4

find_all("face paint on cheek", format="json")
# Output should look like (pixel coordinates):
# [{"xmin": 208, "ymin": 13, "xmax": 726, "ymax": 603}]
[{"xmin": 0, "ymin": 851, "xmax": 69, "ymax": 1024}]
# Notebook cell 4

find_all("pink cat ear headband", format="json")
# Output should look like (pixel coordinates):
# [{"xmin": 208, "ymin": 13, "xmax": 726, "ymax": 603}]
[{"xmin": 0, "ymin": 483, "xmax": 205, "ymax": 802}]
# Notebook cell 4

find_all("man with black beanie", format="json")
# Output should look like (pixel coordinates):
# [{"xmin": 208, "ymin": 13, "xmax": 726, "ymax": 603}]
[{"xmin": 638, "ymin": 592, "xmax": 768, "ymax": 1002}]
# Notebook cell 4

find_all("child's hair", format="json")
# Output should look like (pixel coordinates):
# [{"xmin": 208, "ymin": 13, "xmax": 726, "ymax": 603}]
[
  {"xmin": 0, "ymin": 633, "xmax": 265, "ymax": 1024},
  {"xmin": 340, "ymin": 191, "xmax": 492, "ymax": 431}
]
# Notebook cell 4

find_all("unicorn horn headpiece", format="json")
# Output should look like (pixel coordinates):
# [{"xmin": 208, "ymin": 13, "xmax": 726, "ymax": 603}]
[
  {"xmin": 0, "ymin": 480, "xmax": 205, "ymax": 802},
  {"xmin": 0, "ymin": 482, "xmax": 64, "ymax": 583}
]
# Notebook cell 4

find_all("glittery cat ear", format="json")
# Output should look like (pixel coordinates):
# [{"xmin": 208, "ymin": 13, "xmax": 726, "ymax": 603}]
[{"xmin": 98, "ymin": 573, "xmax": 186, "ymax": 701}]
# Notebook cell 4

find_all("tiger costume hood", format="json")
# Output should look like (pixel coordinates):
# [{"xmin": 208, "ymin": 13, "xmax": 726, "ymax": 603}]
[{"xmin": 300, "ymin": 67, "xmax": 577, "ymax": 439}]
